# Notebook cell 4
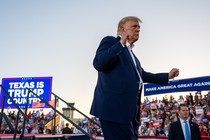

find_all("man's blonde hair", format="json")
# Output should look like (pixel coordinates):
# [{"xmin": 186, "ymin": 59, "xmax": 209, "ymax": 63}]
[{"xmin": 117, "ymin": 16, "xmax": 142, "ymax": 35}]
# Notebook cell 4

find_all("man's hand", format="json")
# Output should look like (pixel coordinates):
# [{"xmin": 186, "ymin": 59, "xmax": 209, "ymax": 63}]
[
  {"xmin": 169, "ymin": 68, "xmax": 179, "ymax": 79},
  {"xmin": 120, "ymin": 32, "xmax": 128, "ymax": 45}
]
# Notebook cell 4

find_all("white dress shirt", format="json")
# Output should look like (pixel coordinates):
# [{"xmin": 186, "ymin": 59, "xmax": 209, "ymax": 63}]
[
  {"xmin": 180, "ymin": 118, "xmax": 191, "ymax": 140},
  {"xmin": 126, "ymin": 43, "xmax": 143, "ymax": 89},
  {"xmin": 119, "ymin": 37, "xmax": 143, "ymax": 89}
]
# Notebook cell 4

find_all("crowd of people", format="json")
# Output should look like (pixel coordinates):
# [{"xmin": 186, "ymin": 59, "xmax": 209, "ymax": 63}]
[
  {"xmin": 79, "ymin": 91, "xmax": 210, "ymax": 138},
  {"xmin": 1, "ymin": 91, "xmax": 210, "ymax": 138},
  {"xmin": 0, "ymin": 109, "xmax": 55, "ymax": 134},
  {"xmin": 0, "ymin": 108, "xmax": 101, "ymax": 136},
  {"xmin": 139, "ymin": 91, "xmax": 210, "ymax": 137}
]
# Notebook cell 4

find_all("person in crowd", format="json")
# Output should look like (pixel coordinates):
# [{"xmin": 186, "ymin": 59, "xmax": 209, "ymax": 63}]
[
  {"xmin": 83, "ymin": 124, "xmax": 89, "ymax": 133},
  {"xmin": 32, "ymin": 110, "xmax": 37, "ymax": 118},
  {"xmin": 82, "ymin": 118, "xmax": 89, "ymax": 128},
  {"xmin": 148, "ymin": 123, "xmax": 156, "ymax": 136},
  {"xmin": 40, "ymin": 112, "xmax": 45, "ymax": 120},
  {"xmin": 199, "ymin": 123, "xmax": 208, "ymax": 136},
  {"xmin": 189, "ymin": 93, "xmax": 194, "ymax": 105},
  {"xmin": 170, "ymin": 110, "xmax": 178, "ymax": 122},
  {"xmin": 43, "ymin": 126, "xmax": 51, "ymax": 134},
  {"xmin": 36, "ymin": 110, "xmax": 40, "ymax": 119},
  {"xmin": 140, "ymin": 124, "xmax": 149, "ymax": 136},
  {"xmin": 21, "ymin": 126, "xmax": 29, "ymax": 134},
  {"xmin": 195, "ymin": 93, "xmax": 199, "ymax": 105},
  {"xmin": 90, "ymin": 15, "xmax": 179, "ymax": 140},
  {"xmin": 168, "ymin": 103, "xmax": 202, "ymax": 140},
  {"xmin": 56, "ymin": 125, "xmax": 62, "ymax": 134},
  {"xmin": 73, "ymin": 121, "xmax": 82, "ymax": 134},
  {"xmin": 155, "ymin": 126, "xmax": 165, "ymax": 136},
  {"xmin": 61, "ymin": 123, "xmax": 73, "ymax": 134},
  {"xmin": 31, "ymin": 125, "xmax": 39, "ymax": 134},
  {"xmin": 164, "ymin": 126, "xmax": 169, "ymax": 137},
  {"xmin": 46, "ymin": 113, "xmax": 52, "ymax": 121},
  {"xmin": 27, "ymin": 111, "xmax": 32, "ymax": 119}
]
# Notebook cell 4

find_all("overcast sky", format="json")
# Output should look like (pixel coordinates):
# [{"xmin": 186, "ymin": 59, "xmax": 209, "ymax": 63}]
[{"xmin": 1, "ymin": 0, "xmax": 210, "ymax": 117}]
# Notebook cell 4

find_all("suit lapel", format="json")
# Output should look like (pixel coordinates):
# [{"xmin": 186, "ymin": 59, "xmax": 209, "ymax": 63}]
[
  {"xmin": 178, "ymin": 119, "xmax": 186, "ymax": 139},
  {"xmin": 132, "ymin": 52, "xmax": 142, "ymax": 76},
  {"xmin": 189, "ymin": 121, "xmax": 194, "ymax": 139},
  {"xmin": 125, "ymin": 47, "xmax": 141, "ymax": 77},
  {"xmin": 118, "ymin": 35, "xmax": 142, "ymax": 78}
]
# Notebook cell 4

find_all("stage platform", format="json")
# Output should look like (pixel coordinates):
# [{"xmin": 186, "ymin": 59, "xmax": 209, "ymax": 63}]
[
  {"xmin": 0, "ymin": 134, "xmax": 209, "ymax": 140},
  {"xmin": 0, "ymin": 134, "xmax": 89, "ymax": 140}
]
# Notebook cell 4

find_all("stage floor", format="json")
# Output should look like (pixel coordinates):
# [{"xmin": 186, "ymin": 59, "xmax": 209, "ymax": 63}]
[{"xmin": 0, "ymin": 134, "xmax": 209, "ymax": 140}]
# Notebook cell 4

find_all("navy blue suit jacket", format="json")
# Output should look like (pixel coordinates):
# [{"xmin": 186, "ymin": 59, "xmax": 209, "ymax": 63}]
[
  {"xmin": 168, "ymin": 119, "xmax": 202, "ymax": 140},
  {"xmin": 90, "ymin": 36, "xmax": 169, "ymax": 123}
]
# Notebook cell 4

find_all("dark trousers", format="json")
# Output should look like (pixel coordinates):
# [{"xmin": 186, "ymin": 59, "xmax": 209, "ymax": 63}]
[{"xmin": 100, "ymin": 105, "xmax": 140, "ymax": 140}]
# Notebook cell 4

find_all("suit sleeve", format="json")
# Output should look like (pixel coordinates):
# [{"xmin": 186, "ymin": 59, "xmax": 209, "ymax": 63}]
[
  {"xmin": 192, "ymin": 122, "xmax": 202, "ymax": 140},
  {"xmin": 93, "ymin": 36, "xmax": 125, "ymax": 71},
  {"xmin": 142, "ymin": 68, "xmax": 169, "ymax": 85},
  {"xmin": 168, "ymin": 122, "xmax": 175, "ymax": 140}
]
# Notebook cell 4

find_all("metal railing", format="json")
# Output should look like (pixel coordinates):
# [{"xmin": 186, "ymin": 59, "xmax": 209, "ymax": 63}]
[{"xmin": 0, "ymin": 85, "xmax": 100, "ymax": 140}]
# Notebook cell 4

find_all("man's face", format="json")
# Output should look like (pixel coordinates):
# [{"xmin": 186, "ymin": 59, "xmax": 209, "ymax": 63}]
[
  {"xmin": 123, "ymin": 20, "xmax": 140, "ymax": 44},
  {"xmin": 179, "ymin": 106, "xmax": 189, "ymax": 120}
]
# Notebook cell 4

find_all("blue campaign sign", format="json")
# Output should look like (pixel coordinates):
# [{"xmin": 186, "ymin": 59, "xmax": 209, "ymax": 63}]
[
  {"xmin": 144, "ymin": 76, "xmax": 210, "ymax": 96},
  {"xmin": 0, "ymin": 77, "xmax": 52, "ymax": 108}
]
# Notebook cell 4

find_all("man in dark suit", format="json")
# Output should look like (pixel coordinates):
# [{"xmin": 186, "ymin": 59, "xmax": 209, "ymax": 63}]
[
  {"xmin": 90, "ymin": 16, "xmax": 179, "ymax": 140},
  {"xmin": 168, "ymin": 104, "xmax": 202, "ymax": 140},
  {"xmin": 62, "ymin": 123, "xmax": 73, "ymax": 134}
]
